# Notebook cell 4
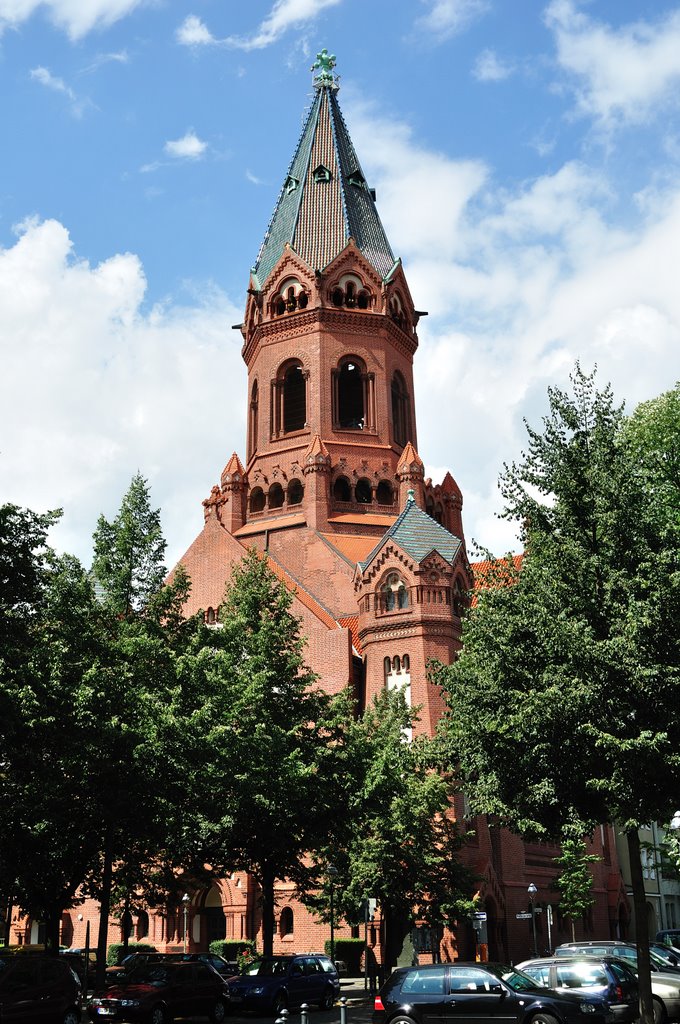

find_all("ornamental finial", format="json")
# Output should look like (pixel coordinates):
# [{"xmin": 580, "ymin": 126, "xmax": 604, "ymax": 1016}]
[
  {"xmin": 407, "ymin": 489, "xmax": 415, "ymax": 503},
  {"xmin": 311, "ymin": 48, "xmax": 337, "ymax": 89}
]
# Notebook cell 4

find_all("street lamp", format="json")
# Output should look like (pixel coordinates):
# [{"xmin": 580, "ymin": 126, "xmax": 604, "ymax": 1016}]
[
  {"xmin": 328, "ymin": 864, "xmax": 339, "ymax": 970},
  {"xmin": 527, "ymin": 883, "xmax": 538, "ymax": 957},
  {"xmin": 181, "ymin": 893, "xmax": 190, "ymax": 954}
]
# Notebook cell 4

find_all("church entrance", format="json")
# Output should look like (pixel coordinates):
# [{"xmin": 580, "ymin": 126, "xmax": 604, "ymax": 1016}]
[{"xmin": 204, "ymin": 885, "xmax": 226, "ymax": 944}]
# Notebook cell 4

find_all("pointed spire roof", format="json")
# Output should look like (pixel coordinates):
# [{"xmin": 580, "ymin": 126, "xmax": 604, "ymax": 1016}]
[
  {"xmin": 252, "ymin": 54, "xmax": 395, "ymax": 287},
  {"xmin": 396, "ymin": 442, "xmax": 424, "ymax": 474},
  {"xmin": 304, "ymin": 433, "xmax": 331, "ymax": 462},
  {"xmin": 221, "ymin": 452, "xmax": 246, "ymax": 486},
  {"xmin": 359, "ymin": 490, "xmax": 462, "ymax": 572}
]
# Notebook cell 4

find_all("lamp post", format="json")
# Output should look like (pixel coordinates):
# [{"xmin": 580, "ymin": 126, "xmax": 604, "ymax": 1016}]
[
  {"xmin": 328, "ymin": 864, "xmax": 339, "ymax": 969},
  {"xmin": 527, "ymin": 883, "xmax": 538, "ymax": 957},
  {"xmin": 181, "ymin": 893, "xmax": 190, "ymax": 954}
]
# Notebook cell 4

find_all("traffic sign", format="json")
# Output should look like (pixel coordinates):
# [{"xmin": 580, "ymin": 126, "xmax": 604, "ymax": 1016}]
[
  {"xmin": 516, "ymin": 912, "xmax": 532, "ymax": 919},
  {"xmin": 473, "ymin": 912, "xmax": 487, "ymax": 921}
]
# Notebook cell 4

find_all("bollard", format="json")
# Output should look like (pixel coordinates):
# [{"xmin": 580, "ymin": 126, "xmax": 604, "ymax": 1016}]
[
  {"xmin": 301, "ymin": 1003, "xmax": 309, "ymax": 1024},
  {"xmin": 340, "ymin": 996, "xmax": 347, "ymax": 1024},
  {"xmin": 275, "ymin": 1009, "xmax": 289, "ymax": 1024}
]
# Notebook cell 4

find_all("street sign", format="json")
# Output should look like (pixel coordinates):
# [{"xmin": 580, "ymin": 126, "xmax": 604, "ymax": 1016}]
[
  {"xmin": 516, "ymin": 912, "xmax": 532, "ymax": 919},
  {"xmin": 473, "ymin": 912, "xmax": 487, "ymax": 921}
]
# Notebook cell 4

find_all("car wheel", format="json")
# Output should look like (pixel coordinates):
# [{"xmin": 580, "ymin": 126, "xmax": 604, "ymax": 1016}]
[
  {"xmin": 149, "ymin": 1004, "xmax": 168, "ymax": 1024},
  {"xmin": 318, "ymin": 986, "xmax": 335, "ymax": 1010},
  {"xmin": 63, "ymin": 1011, "xmax": 80, "ymax": 1024},
  {"xmin": 653, "ymin": 998, "xmax": 667, "ymax": 1024},
  {"xmin": 211, "ymin": 998, "xmax": 227, "ymax": 1023},
  {"xmin": 387, "ymin": 1016, "xmax": 417, "ymax": 1024},
  {"xmin": 273, "ymin": 991, "xmax": 288, "ymax": 1015},
  {"xmin": 530, "ymin": 1014, "xmax": 560, "ymax": 1024}
]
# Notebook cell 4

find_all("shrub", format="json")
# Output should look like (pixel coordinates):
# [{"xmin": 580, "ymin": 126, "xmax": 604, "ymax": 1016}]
[
  {"xmin": 324, "ymin": 938, "xmax": 364, "ymax": 974},
  {"xmin": 209, "ymin": 938, "xmax": 258, "ymax": 972},
  {"xmin": 106, "ymin": 942, "xmax": 156, "ymax": 966}
]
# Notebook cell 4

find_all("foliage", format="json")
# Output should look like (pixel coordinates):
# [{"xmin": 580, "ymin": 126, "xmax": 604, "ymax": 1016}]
[
  {"xmin": 106, "ymin": 942, "xmax": 156, "ymax": 966},
  {"xmin": 323, "ymin": 937, "xmax": 364, "ymax": 972},
  {"xmin": 552, "ymin": 827, "xmax": 601, "ymax": 939},
  {"xmin": 208, "ymin": 939, "xmax": 257, "ymax": 969},
  {"xmin": 308, "ymin": 688, "xmax": 477, "ymax": 967},
  {"xmin": 179, "ymin": 549, "xmax": 351, "ymax": 956},
  {"xmin": 434, "ymin": 367, "xmax": 680, "ymax": 1022}
]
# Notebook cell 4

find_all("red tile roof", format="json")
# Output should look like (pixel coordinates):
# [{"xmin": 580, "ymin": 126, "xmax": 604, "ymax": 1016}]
[{"xmin": 338, "ymin": 615, "xmax": 362, "ymax": 655}]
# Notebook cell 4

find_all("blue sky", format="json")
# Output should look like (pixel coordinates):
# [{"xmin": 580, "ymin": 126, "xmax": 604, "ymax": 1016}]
[{"xmin": 2, "ymin": 0, "xmax": 680, "ymax": 570}]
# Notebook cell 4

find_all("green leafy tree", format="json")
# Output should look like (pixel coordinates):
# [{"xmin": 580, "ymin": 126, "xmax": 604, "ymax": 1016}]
[
  {"xmin": 553, "ymin": 827, "xmax": 601, "ymax": 941},
  {"xmin": 179, "ymin": 549, "xmax": 350, "ymax": 957},
  {"xmin": 435, "ymin": 368, "xmax": 680, "ymax": 1024},
  {"xmin": 309, "ymin": 689, "xmax": 477, "ymax": 969}
]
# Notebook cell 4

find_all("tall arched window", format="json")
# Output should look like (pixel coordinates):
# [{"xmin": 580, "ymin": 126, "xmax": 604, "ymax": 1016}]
[
  {"xmin": 249, "ymin": 380, "xmax": 259, "ymax": 460},
  {"xmin": 355, "ymin": 478, "xmax": 372, "ymax": 504},
  {"xmin": 269, "ymin": 483, "xmax": 284, "ymax": 509},
  {"xmin": 272, "ymin": 361, "xmax": 307, "ymax": 436},
  {"xmin": 280, "ymin": 907, "xmax": 294, "ymax": 937},
  {"xmin": 250, "ymin": 487, "xmax": 265, "ymax": 513},
  {"xmin": 376, "ymin": 480, "xmax": 394, "ymax": 505},
  {"xmin": 333, "ymin": 476, "xmax": 352, "ymax": 502},
  {"xmin": 381, "ymin": 572, "xmax": 409, "ymax": 612},
  {"xmin": 287, "ymin": 479, "xmax": 304, "ymax": 505},
  {"xmin": 332, "ymin": 356, "xmax": 375, "ymax": 431},
  {"xmin": 391, "ymin": 372, "xmax": 410, "ymax": 448}
]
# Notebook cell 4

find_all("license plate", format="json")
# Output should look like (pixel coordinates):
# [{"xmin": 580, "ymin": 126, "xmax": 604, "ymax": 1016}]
[{"xmin": 96, "ymin": 1010, "xmax": 116, "ymax": 1017}]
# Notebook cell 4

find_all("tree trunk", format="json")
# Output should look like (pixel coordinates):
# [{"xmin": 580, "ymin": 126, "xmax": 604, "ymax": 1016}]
[
  {"xmin": 570, "ymin": 919, "xmax": 575, "ymax": 942},
  {"xmin": 261, "ymin": 865, "xmax": 275, "ymax": 957},
  {"xmin": 96, "ymin": 835, "xmax": 114, "ymax": 990},
  {"xmin": 44, "ymin": 906, "xmax": 62, "ymax": 955},
  {"xmin": 627, "ymin": 829, "xmax": 654, "ymax": 1024},
  {"xmin": 3, "ymin": 899, "xmax": 12, "ymax": 946}
]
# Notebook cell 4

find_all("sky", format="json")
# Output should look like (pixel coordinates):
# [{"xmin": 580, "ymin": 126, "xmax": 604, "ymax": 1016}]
[{"xmin": 1, "ymin": 0, "xmax": 680, "ymax": 571}]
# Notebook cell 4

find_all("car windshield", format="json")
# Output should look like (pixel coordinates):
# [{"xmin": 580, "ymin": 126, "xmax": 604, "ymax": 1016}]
[
  {"xmin": 486, "ymin": 964, "xmax": 544, "ymax": 992},
  {"xmin": 246, "ymin": 958, "xmax": 290, "ymax": 977},
  {"xmin": 126, "ymin": 965, "xmax": 175, "ymax": 985}
]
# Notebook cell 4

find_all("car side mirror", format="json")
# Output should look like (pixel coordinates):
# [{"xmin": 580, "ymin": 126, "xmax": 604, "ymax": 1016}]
[{"xmin": 489, "ymin": 983, "xmax": 503, "ymax": 995}]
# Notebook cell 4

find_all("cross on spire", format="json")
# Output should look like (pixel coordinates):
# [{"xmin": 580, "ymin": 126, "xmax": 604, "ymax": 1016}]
[{"xmin": 311, "ymin": 48, "xmax": 337, "ymax": 88}]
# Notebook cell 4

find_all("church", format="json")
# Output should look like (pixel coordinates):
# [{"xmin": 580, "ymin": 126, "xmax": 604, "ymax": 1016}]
[{"xmin": 11, "ymin": 51, "xmax": 628, "ymax": 966}]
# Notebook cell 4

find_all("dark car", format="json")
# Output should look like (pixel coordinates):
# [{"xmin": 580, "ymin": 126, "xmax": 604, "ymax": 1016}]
[
  {"xmin": 105, "ymin": 950, "xmax": 167, "ymax": 983},
  {"xmin": 64, "ymin": 948, "xmax": 98, "ymax": 988},
  {"xmin": 555, "ymin": 943, "xmax": 680, "ymax": 976},
  {"xmin": 516, "ymin": 956, "xmax": 639, "ymax": 1022},
  {"xmin": 168, "ymin": 953, "xmax": 240, "ymax": 977},
  {"xmin": 657, "ymin": 931, "xmax": 680, "ymax": 949},
  {"xmin": 90, "ymin": 960, "xmax": 229, "ymax": 1023},
  {"xmin": 373, "ymin": 962, "xmax": 615, "ymax": 1024},
  {"xmin": 0, "ymin": 952, "xmax": 82, "ymax": 1023},
  {"xmin": 226, "ymin": 954, "xmax": 339, "ymax": 1013}
]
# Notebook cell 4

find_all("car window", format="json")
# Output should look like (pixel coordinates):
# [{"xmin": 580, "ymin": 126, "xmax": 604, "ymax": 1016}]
[
  {"xmin": 303, "ymin": 958, "xmax": 321, "ymax": 975},
  {"xmin": 556, "ymin": 964, "xmax": 607, "ymax": 988},
  {"xmin": 449, "ymin": 968, "xmax": 499, "ymax": 993},
  {"xmin": 521, "ymin": 965, "xmax": 550, "ymax": 986},
  {"xmin": 401, "ymin": 967, "xmax": 447, "ymax": 995},
  {"xmin": 3, "ymin": 960, "xmax": 38, "ymax": 991},
  {"xmin": 317, "ymin": 957, "xmax": 336, "ymax": 973},
  {"xmin": 499, "ymin": 967, "xmax": 543, "ymax": 992},
  {"xmin": 610, "ymin": 962, "xmax": 635, "ymax": 983},
  {"xmin": 195, "ymin": 965, "xmax": 213, "ymax": 981}
]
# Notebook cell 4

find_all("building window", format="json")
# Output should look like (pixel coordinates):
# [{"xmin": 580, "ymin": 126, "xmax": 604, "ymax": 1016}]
[
  {"xmin": 250, "ymin": 487, "xmax": 265, "ymax": 513},
  {"xmin": 249, "ymin": 380, "xmax": 259, "ymax": 460},
  {"xmin": 381, "ymin": 572, "xmax": 409, "ymax": 611},
  {"xmin": 279, "ymin": 907, "xmax": 294, "ymax": 937},
  {"xmin": 288, "ymin": 479, "xmax": 304, "ymax": 505},
  {"xmin": 136, "ymin": 910, "xmax": 149, "ymax": 940},
  {"xmin": 269, "ymin": 483, "xmax": 285, "ymax": 509},
  {"xmin": 313, "ymin": 164, "xmax": 331, "ymax": 183},
  {"xmin": 355, "ymin": 478, "xmax": 372, "ymax": 504},
  {"xmin": 376, "ymin": 480, "xmax": 394, "ymax": 505},
  {"xmin": 272, "ymin": 277, "xmax": 308, "ymax": 316},
  {"xmin": 333, "ymin": 476, "xmax": 352, "ymax": 502},
  {"xmin": 272, "ymin": 361, "xmax": 307, "ymax": 436},
  {"xmin": 391, "ymin": 372, "xmax": 410, "ymax": 448},
  {"xmin": 336, "ymin": 360, "xmax": 365, "ymax": 429},
  {"xmin": 329, "ymin": 274, "xmax": 372, "ymax": 312}
]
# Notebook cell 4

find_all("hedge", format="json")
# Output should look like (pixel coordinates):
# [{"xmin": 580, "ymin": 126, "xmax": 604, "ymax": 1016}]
[
  {"xmin": 324, "ymin": 938, "xmax": 364, "ymax": 974},
  {"xmin": 209, "ymin": 939, "xmax": 257, "ymax": 964},
  {"xmin": 107, "ymin": 942, "xmax": 157, "ymax": 966}
]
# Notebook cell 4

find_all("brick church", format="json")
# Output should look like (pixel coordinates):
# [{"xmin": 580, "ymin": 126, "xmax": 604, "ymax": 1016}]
[{"xmin": 10, "ymin": 51, "xmax": 628, "ymax": 964}]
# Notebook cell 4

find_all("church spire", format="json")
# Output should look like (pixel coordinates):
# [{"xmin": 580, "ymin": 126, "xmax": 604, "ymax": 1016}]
[{"xmin": 251, "ymin": 51, "xmax": 396, "ymax": 288}]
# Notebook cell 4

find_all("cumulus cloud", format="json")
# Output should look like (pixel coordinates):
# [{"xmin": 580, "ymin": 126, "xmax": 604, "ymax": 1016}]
[
  {"xmin": 415, "ymin": 0, "xmax": 490, "ymax": 40},
  {"xmin": 345, "ymin": 98, "xmax": 680, "ymax": 554},
  {"xmin": 0, "ymin": 217, "xmax": 244, "ymax": 568},
  {"xmin": 0, "ymin": 0, "xmax": 146, "ymax": 40},
  {"xmin": 473, "ymin": 48, "xmax": 514, "ymax": 82},
  {"xmin": 545, "ymin": 0, "xmax": 680, "ymax": 128},
  {"xmin": 176, "ymin": 14, "xmax": 216, "ymax": 47},
  {"xmin": 164, "ymin": 131, "xmax": 207, "ymax": 160},
  {"xmin": 177, "ymin": 0, "xmax": 343, "ymax": 52}
]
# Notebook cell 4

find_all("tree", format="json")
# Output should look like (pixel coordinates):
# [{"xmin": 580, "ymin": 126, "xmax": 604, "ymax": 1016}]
[
  {"xmin": 179, "ymin": 549, "xmax": 350, "ymax": 957},
  {"xmin": 434, "ymin": 368, "xmax": 680, "ymax": 1024},
  {"xmin": 552, "ymin": 826, "xmax": 601, "ymax": 941},
  {"xmin": 309, "ymin": 689, "xmax": 477, "ymax": 969}
]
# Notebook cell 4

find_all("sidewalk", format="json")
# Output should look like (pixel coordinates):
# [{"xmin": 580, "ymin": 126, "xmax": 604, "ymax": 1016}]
[{"xmin": 338, "ymin": 976, "xmax": 375, "ymax": 1005}]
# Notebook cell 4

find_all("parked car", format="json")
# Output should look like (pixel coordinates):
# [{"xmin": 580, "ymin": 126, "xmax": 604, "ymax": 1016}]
[
  {"xmin": 226, "ymin": 954, "xmax": 340, "ymax": 1013},
  {"xmin": 169, "ymin": 952, "xmax": 240, "ymax": 977},
  {"xmin": 553, "ymin": 949, "xmax": 680, "ymax": 1024},
  {"xmin": 373, "ymin": 962, "xmax": 615, "ymax": 1024},
  {"xmin": 105, "ymin": 950, "xmax": 169, "ymax": 983},
  {"xmin": 0, "ymin": 951, "xmax": 82, "ymax": 1023},
  {"xmin": 64, "ymin": 948, "xmax": 98, "ymax": 987},
  {"xmin": 555, "ymin": 943, "xmax": 680, "ymax": 975},
  {"xmin": 515, "ymin": 956, "xmax": 639, "ymax": 1022},
  {"xmin": 657, "ymin": 930, "xmax": 680, "ymax": 949},
  {"xmin": 309, "ymin": 953, "xmax": 348, "ymax": 975},
  {"xmin": 89, "ymin": 960, "xmax": 230, "ymax": 1023}
]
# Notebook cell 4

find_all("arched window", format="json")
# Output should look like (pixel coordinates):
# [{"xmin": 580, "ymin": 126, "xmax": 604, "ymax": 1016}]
[
  {"xmin": 384, "ymin": 656, "xmax": 391, "ymax": 676},
  {"xmin": 272, "ymin": 361, "xmax": 307, "ymax": 436},
  {"xmin": 280, "ymin": 907, "xmax": 294, "ymax": 937},
  {"xmin": 249, "ymin": 380, "xmax": 259, "ymax": 460},
  {"xmin": 426, "ymin": 494, "xmax": 435, "ymax": 518},
  {"xmin": 392, "ymin": 655, "xmax": 401, "ymax": 672},
  {"xmin": 391, "ymin": 372, "xmax": 410, "ymax": 448},
  {"xmin": 272, "ymin": 277, "xmax": 308, "ymax": 316},
  {"xmin": 381, "ymin": 572, "xmax": 409, "ymax": 612},
  {"xmin": 355, "ymin": 478, "xmax": 372, "ymax": 504},
  {"xmin": 136, "ymin": 910, "xmax": 149, "ymax": 940},
  {"xmin": 376, "ymin": 480, "xmax": 394, "ymax": 505},
  {"xmin": 269, "ymin": 483, "xmax": 284, "ymax": 509},
  {"xmin": 287, "ymin": 479, "xmax": 304, "ymax": 505},
  {"xmin": 435, "ymin": 502, "xmax": 444, "ymax": 524},
  {"xmin": 333, "ymin": 476, "xmax": 352, "ymax": 502},
  {"xmin": 402, "ymin": 654, "xmax": 410, "ymax": 671},
  {"xmin": 336, "ymin": 360, "xmax": 364, "ymax": 429},
  {"xmin": 250, "ymin": 487, "xmax": 265, "ymax": 513},
  {"xmin": 206, "ymin": 607, "xmax": 216, "ymax": 625}
]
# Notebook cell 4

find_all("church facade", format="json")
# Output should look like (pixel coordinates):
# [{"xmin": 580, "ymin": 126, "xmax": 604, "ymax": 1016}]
[{"xmin": 9, "ymin": 53, "xmax": 629, "ymax": 966}]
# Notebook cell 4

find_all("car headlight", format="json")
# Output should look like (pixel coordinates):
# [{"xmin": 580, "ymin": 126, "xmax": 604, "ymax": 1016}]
[{"xmin": 579, "ymin": 1003, "xmax": 599, "ymax": 1013}]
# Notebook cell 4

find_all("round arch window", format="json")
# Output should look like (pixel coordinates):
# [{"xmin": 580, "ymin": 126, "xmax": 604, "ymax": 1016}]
[
  {"xmin": 288, "ymin": 479, "xmax": 304, "ymax": 505},
  {"xmin": 333, "ymin": 476, "xmax": 352, "ymax": 502},
  {"xmin": 269, "ymin": 483, "xmax": 284, "ymax": 509},
  {"xmin": 355, "ymin": 478, "xmax": 372, "ymax": 503},
  {"xmin": 250, "ymin": 487, "xmax": 265, "ymax": 513},
  {"xmin": 376, "ymin": 480, "xmax": 394, "ymax": 505}
]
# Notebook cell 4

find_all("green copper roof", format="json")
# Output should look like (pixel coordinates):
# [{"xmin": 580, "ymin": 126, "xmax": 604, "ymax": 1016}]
[
  {"xmin": 252, "ymin": 77, "xmax": 395, "ymax": 286},
  {"xmin": 359, "ymin": 493, "xmax": 463, "ymax": 572}
]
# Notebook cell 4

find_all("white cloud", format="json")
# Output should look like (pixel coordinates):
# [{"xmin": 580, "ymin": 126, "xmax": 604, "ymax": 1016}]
[
  {"xmin": 473, "ymin": 48, "xmax": 514, "ymax": 82},
  {"xmin": 0, "ymin": 217, "xmax": 244, "ymax": 569},
  {"xmin": 545, "ymin": 0, "xmax": 680, "ymax": 128},
  {"xmin": 164, "ymin": 131, "xmax": 207, "ymax": 160},
  {"xmin": 0, "ymin": 0, "xmax": 146, "ymax": 40},
  {"xmin": 175, "ymin": 14, "xmax": 216, "ymax": 47},
  {"xmin": 415, "ymin": 0, "xmax": 490, "ymax": 40},
  {"xmin": 30, "ymin": 65, "xmax": 89, "ymax": 116},
  {"xmin": 79, "ymin": 50, "xmax": 129, "ymax": 74}
]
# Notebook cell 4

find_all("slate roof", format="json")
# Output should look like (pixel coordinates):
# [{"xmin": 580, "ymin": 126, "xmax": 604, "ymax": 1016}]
[
  {"xmin": 359, "ymin": 494, "xmax": 463, "ymax": 572},
  {"xmin": 252, "ymin": 82, "xmax": 395, "ymax": 287}
]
